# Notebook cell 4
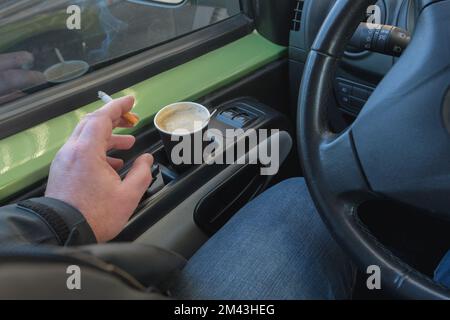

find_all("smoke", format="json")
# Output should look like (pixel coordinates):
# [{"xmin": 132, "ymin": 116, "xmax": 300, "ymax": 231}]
[{"xmin": 87, "ymin": 0, "xmax": 128, "ymax": 62}]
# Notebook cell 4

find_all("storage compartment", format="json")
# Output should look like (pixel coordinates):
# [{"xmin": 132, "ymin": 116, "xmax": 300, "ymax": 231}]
[{"xmin": 194, "ymin": 164, "xmax": 266, "ymax": 235}]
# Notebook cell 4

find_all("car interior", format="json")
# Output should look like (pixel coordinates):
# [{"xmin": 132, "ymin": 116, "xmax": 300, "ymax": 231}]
[{"xmin": 0, "ymin": 0, "xmax": 449, "ymax": 300}]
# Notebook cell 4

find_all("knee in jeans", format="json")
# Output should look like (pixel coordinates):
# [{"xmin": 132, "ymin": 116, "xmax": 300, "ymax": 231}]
[
  {"xmin": 269, "ymin": 178, "xmax": 314, "ymax": 209},
  {"xmin": 259, "ymin": 178, "xmax": 317, "ymax": 220},
  {"xmin": 273, "ymin": 177, "xmax": 309, "ymax": 194},
  {"xmin": 227, "ymin": 177, "xmax": 322, "ymax": 236}
]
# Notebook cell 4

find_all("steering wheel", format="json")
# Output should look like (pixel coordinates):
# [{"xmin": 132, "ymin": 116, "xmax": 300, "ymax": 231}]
[{"xmin": 298, "ymin": 0, "xmax": 450, "ymax": 299}]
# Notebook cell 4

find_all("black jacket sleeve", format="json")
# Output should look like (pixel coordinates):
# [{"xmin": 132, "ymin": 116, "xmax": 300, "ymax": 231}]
[{"xmin": 0, "ymin": 197, "xmax": 97, "ymax": 246}]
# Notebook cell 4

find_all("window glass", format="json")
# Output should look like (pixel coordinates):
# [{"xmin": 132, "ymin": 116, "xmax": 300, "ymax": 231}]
[{"xmin": 0, "ymin": 0, "xmax": 241, "ymax": 106}]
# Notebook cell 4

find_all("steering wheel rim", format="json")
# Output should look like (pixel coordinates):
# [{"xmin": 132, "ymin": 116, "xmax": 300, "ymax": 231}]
[{"xmin": 298, "ymin": 0, "xmax": 450, "ymax": 299}]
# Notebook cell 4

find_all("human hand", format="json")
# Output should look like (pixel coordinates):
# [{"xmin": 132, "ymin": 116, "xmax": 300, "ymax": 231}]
[
  {"xmin": 45, "ymin": 96, "xmax": 153, "ymax": 242},
  {"xmin": 0, "ymin": 51, "xmax": 45, "ymax": 103}
]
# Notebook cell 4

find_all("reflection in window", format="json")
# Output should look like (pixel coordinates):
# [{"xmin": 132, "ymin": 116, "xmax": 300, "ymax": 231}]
[{"xmin": 0, "ymin": 0, "xmax": 240, "ymax": 106}]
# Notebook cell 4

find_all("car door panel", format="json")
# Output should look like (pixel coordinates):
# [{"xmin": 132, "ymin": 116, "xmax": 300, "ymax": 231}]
[{"xmin": 0, "ymin": 32, "xmax": 287, "ymax": 203}]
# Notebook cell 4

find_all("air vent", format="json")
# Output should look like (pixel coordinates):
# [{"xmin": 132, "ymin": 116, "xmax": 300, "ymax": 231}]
[{"xmin": 291, "ymin": 0, "xmax": 304, "ymax": 31}]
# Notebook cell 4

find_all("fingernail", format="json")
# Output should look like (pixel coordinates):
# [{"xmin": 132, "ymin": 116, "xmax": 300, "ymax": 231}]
[{"xmin": 144, "ymin": 153, "xmax": 154, "ymax": 163}]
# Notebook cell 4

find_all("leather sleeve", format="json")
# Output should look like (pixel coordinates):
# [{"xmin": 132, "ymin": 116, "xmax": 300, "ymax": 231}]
[{"xmin": 0, "ymin": 197, "xmax": 96, "ymax": 247}]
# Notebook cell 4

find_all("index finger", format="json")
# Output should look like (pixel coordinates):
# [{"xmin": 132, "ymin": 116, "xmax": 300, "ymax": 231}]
[
  {"xmin": 76, "ymin": 96, "xmax": 135, "ymax": 150},
  {"xmin": 97, "ymin": 95, "xmax": 135, "ymax": 122},
  {"xmin": 70, "ymin": 95, "xmax": 135, "ymax": 140}
]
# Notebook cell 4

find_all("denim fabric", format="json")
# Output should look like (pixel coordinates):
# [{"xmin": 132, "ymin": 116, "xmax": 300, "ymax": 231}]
[
  {"xmin": 435, "ymin": 250, "xmax": 450, "ymax": 289},
  {"xmin": 171, "ymin": 178, "xmax": 355, "ymax": 300}
]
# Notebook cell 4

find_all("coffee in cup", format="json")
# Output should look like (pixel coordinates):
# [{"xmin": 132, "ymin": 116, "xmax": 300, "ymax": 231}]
[{"xmin": 154, "ymin": 102, "xmax": 211, "ymax": 171}]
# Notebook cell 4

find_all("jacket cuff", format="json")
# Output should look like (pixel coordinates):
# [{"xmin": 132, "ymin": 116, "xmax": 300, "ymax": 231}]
[{"xmin": 18, "ymin": 197, "xmax": 97, "ymax": 246}]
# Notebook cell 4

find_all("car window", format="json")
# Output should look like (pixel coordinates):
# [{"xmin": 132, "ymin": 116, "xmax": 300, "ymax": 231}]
[{"xmin": 0, "ymin": 0, "xmax": 241, "ymax": 106}]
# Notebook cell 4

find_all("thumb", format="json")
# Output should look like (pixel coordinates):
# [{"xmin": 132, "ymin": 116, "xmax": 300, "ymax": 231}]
[{"xmin": 122, "ymin": 154, "xmax": 153, "ymax": 202}]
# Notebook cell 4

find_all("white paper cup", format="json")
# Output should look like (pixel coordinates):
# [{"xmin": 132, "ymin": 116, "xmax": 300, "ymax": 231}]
[{"xmin": 154, "ymin": 102, "xmax": 211, "ymax": 171}]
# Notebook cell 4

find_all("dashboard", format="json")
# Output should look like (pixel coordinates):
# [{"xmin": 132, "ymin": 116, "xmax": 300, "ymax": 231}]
[{"xmin": 289, "ymin": 0, "xmax": 419, "ymax": 118}]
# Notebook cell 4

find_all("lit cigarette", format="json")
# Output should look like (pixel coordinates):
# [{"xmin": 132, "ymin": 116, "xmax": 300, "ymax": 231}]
[{"xmin": 98, "ymin": 91, "xmax": 140, "ymax": 126}]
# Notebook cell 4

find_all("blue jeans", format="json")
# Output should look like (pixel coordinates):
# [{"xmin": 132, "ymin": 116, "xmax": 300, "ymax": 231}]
[
  {"xmin": 171, "ymin": 178, "xmax": 355, "ymax": 300},
  {"xmin": 435, "ymin": 251, "xmax": 450, "ymax": 288},
  {"xmin": 171, "ymin": 178, "xmax": 450, "ymax": 299}
]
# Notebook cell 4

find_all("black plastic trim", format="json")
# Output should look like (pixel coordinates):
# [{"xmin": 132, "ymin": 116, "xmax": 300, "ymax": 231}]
[{"xmin": 0, "ymin": 14, "xmax": 253, "ymax": 140}]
